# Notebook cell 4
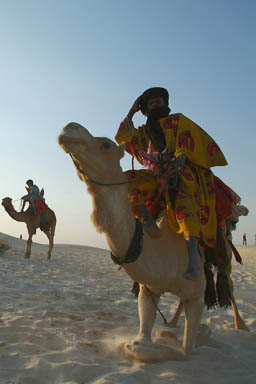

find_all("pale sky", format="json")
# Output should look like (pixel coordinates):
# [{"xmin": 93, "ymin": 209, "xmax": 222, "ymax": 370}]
[{"xmin": 0, "ymin": 0, "xmax": 255, "ymax": 248}]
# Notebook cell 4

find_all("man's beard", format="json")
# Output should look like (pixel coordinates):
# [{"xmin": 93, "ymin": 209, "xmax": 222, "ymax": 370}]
[
  {"xmin": 146, "ymin": 106, "xmax": 170, "ymax": 120},
  {"xmin": 145, "ymin": 106, "xmax": 171, "ymax": 152}
]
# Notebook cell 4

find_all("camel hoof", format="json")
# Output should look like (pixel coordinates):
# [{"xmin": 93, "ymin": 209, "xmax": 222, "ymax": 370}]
[
  {"xmin": 235, "ymin": 323, "xmax": 250, "ymax": 332},
  {"xmin": 121, "ymin": 340, "xmax": 186, "ymax": 362}
]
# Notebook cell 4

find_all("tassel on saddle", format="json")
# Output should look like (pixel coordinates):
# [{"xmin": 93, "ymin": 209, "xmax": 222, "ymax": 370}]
[{"xmin": 204, "ymin": 227, "xmax": 242, "ymax": 309}]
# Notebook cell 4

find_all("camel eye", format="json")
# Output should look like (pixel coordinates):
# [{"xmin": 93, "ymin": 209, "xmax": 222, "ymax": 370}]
[{"xmin": 102, "ymin": 141, "xmax": 111, "ymax": 150}]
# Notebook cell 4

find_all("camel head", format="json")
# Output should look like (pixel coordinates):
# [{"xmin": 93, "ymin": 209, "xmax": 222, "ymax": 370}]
[
  {"xmin": 236, "ymin": 204, "xmax": 249, "ymax": 217},
  {"xmin": 58, "ymin": 122, "xmax": 125, "ymax": 184},
  {"xmin": 232, "ymin": 204, "xmax": 249, "ymax": 219},
  {"xmin": 2, "ymin": 197, "xmax": 13, "ymax": 210}
]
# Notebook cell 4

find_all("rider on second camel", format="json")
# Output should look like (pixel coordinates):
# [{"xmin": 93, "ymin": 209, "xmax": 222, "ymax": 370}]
[
  {"xmin": 115, "ymin": 87, "xmax": 228, "ymax": 280},
  {"xmin": 21, "ymin": 179, "xmax": 45, "ymax": 215}
]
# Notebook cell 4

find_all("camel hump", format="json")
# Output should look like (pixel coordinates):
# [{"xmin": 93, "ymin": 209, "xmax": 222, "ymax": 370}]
[{"xmin": 40, "ymin": 188, "xmax": 44, "ymax": 197}]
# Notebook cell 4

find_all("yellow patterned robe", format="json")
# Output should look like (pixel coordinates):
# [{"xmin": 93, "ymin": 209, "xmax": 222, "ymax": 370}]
[{"xmin": 115, "ymin": 113, "xmax": 227, "ymax": 247}]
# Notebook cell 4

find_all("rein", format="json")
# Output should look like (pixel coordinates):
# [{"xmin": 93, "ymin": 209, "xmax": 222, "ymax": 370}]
[
  {"xmin": 69, "ymin": 153, "xmax": 141, "ymax": 187},
  {"xmin": 69, "ymin": 153, "xmax": 179, "ymax": 189},
  {"xmin": 144, "ymin": 285, "xmax": 168, "ymax": 325}
]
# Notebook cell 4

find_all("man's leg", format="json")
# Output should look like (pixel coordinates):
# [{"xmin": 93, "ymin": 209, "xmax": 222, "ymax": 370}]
[
  {"xmin": 184, "ymin": 236, "xmax": 200, "ymax": 280},
  {"xmin": 136, "ymin": 204, "xmax": 161, "ymax": 238},
  {"xmin": 126, "ymin": 169, "xmax": 161, "ymax": 239},
  {"xmin": 30, "ymin": 199, "xmax": 38, "ymax": 215}
]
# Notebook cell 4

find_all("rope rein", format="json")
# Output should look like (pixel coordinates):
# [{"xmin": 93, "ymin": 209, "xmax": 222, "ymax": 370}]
[
  {"xmin": 144, "ymin": 285, "xmax": 168, "ymax": 325},
  {"xmin": 69, "ymin": 153, "xmax": 180, "ymax": 189}
]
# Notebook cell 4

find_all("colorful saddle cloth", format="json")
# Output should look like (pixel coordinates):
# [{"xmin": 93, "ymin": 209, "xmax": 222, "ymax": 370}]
[{"xmin": 34, "ymin": 198, "xmax": 48, "ymax": 215}]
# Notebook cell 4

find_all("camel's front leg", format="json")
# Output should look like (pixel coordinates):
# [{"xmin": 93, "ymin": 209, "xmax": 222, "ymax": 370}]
[
  {"xmin": 123, "ymin": 286, "xmax": 185, "ymax": 361},
  {"xmin": 183, "ymin": 296, "xmax": 204, "ymax": 354},
  {"xmin": 134, "ymin": 284, "xmax": 160, "ymax": 344},
  {"xmin": 25, "ymin": 235, "xmax": 33, "ymax": 259}
]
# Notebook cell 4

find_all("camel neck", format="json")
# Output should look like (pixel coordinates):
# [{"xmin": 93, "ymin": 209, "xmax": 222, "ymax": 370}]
[
  {"xmin": 89, "ymin": 185, "xmax": 136, "ymax": 257},
  {"xmin": 5, "ymin": 205, "xmax": 28, "ymax": 222}
]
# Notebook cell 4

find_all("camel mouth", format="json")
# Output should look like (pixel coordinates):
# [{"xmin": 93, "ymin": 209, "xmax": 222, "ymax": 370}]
[
  {"xmin": 58, "ymin": 134, "xmax": 89, "ymax": 155},
  {"xmin": 58, "ymin": 134, "xmax": 71, "ymax": 153},
  {"xmin": 58, "ymin": 134, "xmax": 83, "ymax": 148},
  {"xmin": 58, "ymin": 122, "xmax": 92, "ymax": 153}
]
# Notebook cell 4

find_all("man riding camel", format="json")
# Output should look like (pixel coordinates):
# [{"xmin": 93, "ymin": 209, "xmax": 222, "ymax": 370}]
[
  {"xmin": 21, "ymin": 179, "xmax": 45, "ymax": 214},
  {"xmin": 115, "ymin": 87, "xmax": 230, "ymax": 280}
]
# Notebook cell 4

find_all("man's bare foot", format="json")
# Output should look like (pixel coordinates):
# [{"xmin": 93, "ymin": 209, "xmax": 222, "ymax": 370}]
[{"xmin": 183, "ymin": 269, "xmax": 200, "ymax": 280}]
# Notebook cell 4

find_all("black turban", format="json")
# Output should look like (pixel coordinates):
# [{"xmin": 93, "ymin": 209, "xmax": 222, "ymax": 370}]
[{"xmin": 140, "ymin": 87, "xmax": 169, "ymax": 114}]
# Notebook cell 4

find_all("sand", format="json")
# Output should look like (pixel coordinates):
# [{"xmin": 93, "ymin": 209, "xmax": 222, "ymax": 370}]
[{"xmin": 0, "ymin": 232, "xmax": 255, "ymax": 384}]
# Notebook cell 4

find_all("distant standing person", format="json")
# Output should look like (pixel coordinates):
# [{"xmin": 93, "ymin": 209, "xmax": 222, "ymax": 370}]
[
  {"xmin": 254, "ymin": 234, "xmax": 256, "ymax": 246},
  {"xmin": 242, "ymin": 233, "xmax": 247, "ymax": 246}
]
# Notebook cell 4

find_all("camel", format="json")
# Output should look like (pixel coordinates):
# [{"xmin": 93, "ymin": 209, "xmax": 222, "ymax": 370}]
[
  {"xmin": 168, "ymin": 205, "xmax": 250, "ymax": 331},
  {"xmin": 58, "ymin": 122, "xmax": 207, "ymax": 360},
  {"xmin": 2, "ymin": 197, "xmax": 56, "ymax": 260}
]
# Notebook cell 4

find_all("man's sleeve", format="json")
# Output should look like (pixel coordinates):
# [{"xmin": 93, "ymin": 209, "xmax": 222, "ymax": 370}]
[
  {"xmin": 115, "ymin": 118, "xmax": 149, "ymax": 164},
  {"xmin": 175, "ymin": 114, "xmax": 228, "ymax": 168}
]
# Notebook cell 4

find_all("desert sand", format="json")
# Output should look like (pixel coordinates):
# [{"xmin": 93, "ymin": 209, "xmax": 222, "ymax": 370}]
[{"xmin": 0, "ymin": 232, "xmax": 255, "ymax": 384}]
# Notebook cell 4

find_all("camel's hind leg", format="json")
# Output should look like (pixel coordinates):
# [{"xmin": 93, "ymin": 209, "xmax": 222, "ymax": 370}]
[
  {"xmin": 45, "ymin": 231, "xmax": 54, "ymax": 259},
  {"xmin": 167, "ymin": 300, "xmax": 184, "ymax": 328},
  {"xmin": 224, "ymin": 240, "xmax": 249, "ymax": 331},
  {"xmin": 231, "ymin": 296, "xmax": 249, "ymax": 331},
  {"xmin": 183, "ymin": 296, "xmax": 204, "ymax": 354},
  {"xmin": 227, "ymin": 267, "xmax": 249, "ymax": 331},
  {"xmin": 45, "ymin": 217, "xmax": 56, "ymax": 260}
]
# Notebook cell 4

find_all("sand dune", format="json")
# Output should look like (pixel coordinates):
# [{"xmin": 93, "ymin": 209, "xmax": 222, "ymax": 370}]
[{"xmin": 0, "ymin": 232, "xmax": 255, "ymax": 383}]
